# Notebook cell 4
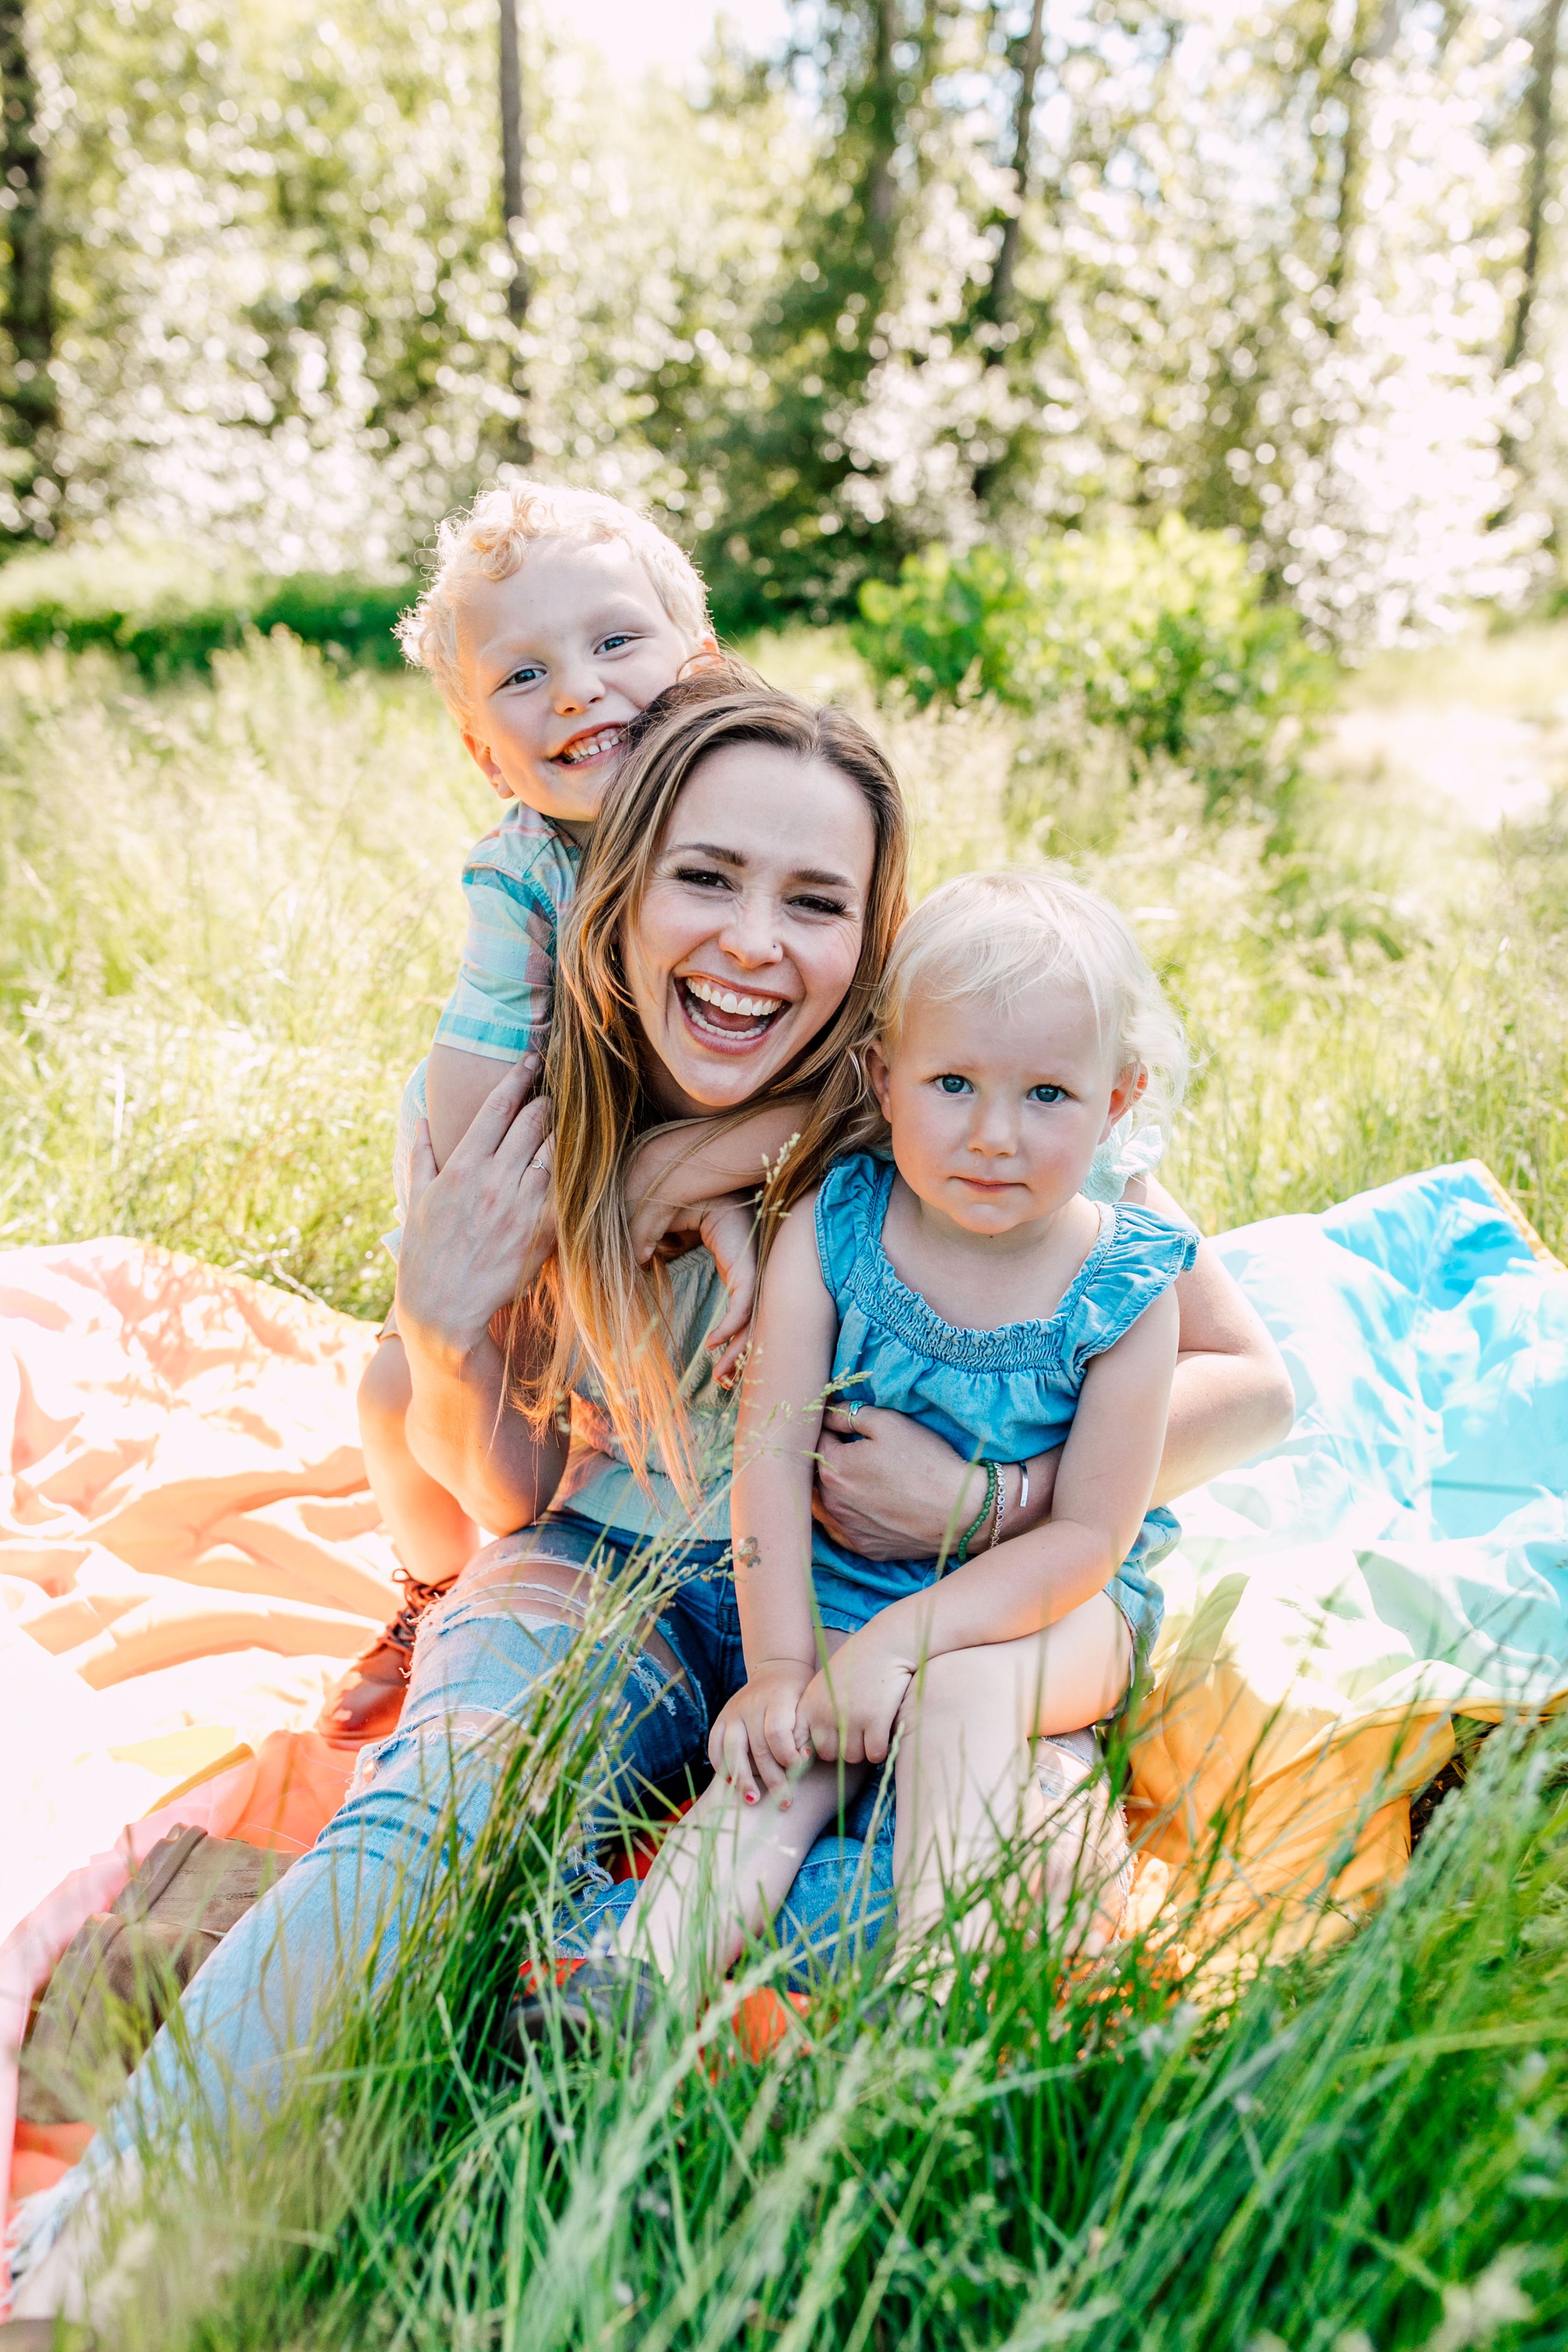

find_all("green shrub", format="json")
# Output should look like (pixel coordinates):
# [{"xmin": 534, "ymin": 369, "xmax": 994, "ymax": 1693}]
[
  {"xmin": 854, "ymin": 517, "xmax": 1331, "ymax": 803},
  {"xmin": 0, "ymin": 538, "xmax": 415, "ymax": 677}
]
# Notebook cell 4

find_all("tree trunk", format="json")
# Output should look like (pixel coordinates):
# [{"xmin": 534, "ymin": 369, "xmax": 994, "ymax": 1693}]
[
  {"xmin": 1320, "ymin": 0, "xmax": 1400, "ymax": 336},
  {"xmin": 0, "ymin": 0, "xmax": 58, "ymax": 536},
  {"xmin": 983, "ymin": 0, "xmax": 1048, "ymax": 335},
  {"xmin": 864, "ymin": 0, "xmax": 900, "ymax": 258},
  {"xmin": 499, "ymin": 0, "xmax": 531, "ymax": 459},
  {"xmin": 1503, "ymin": 0, "xmax": 1564, "ymax": 378}
]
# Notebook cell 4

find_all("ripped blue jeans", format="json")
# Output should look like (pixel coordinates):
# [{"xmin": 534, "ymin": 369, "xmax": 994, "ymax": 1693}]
[{"xmin": 56, "ymin": 1513, "xmax": 893, "ymax": 2176}]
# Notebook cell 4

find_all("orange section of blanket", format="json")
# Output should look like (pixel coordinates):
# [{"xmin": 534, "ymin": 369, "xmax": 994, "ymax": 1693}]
[
  {"xmin": 1, "ymin": 1238, "xmax": 395, "ymax": 1635},
  {"xmin": 1, "ymin": 1236, "xmax": 400, "ymax": 1683},
  {"xmin": 1, "ymin": 1240, "xmax": 399, "ymax": 1942}
]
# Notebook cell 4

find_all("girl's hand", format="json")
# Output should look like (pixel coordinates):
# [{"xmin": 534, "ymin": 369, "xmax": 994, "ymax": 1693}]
[
  {"xmin": 815, "ymin": 1405, "xmax": 1062, "ymax": 1560},
  {"xmin": 796, "ymin": 1628, "xmax": 915, "ymax": 1767},
  {"xmin": 396, "ymin": 1054, "xmax": 556, "ymax": 1354},
  {"xmin": 709, "ymin": 1660, "xmax": 815, "ymax": 1803}
]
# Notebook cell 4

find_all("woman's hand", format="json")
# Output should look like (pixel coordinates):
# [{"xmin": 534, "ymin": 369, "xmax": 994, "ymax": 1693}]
[
  {"xmin": 396, "ymin": 1054, "xmax": 556, "ymax": 1355},
  {"xmin": 709, "ymin": 1660, "xmax": 815, "ymax": 1802},
  {"xmin": 796, "ymin": 1626, "xmax": 914, "ymax": 1767},
  {"xmin": 814, "ymin": 1405, "xmax": 1061, "ymax": 1560}
]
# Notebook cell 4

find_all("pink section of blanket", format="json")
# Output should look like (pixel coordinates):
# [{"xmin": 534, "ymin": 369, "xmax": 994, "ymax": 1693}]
[
  {"xmin": 0, "ymin": 1239, "xmax": 398, "ymax": 2277},
  {"xmin": 1, "ymin": 1237, "xmax": 393, "ymax": 1622}
]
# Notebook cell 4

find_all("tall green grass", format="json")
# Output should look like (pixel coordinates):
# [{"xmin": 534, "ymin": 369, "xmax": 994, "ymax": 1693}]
[
  {"xmin": 73, "ymin": 1631, "xmax": 1568, "ymax": 2352},
  {"xmin": 3, "ymin": 627, "xmax": 1564, "ymax": 1304},
  {"xmin": 5, "ymin": 625, "xmax": 1568, "ymax": 2347}
]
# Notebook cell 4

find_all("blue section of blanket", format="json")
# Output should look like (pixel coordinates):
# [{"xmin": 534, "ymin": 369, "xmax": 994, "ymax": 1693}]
[{"xmin": 1191, "ymin": 1160, "xmax": 1568, "ymax": 1687}]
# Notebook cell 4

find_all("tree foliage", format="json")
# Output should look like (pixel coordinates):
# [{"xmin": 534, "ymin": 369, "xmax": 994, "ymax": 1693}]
[{"xmin": 0, "ymin": 0, "xmax": 1560, "ymax": 645}]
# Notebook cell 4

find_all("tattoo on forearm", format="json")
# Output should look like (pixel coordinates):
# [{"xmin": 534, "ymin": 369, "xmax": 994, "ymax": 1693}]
[{"xmin": 736, "ymin": 1535, "xmax": 761, "ymax": 1571}]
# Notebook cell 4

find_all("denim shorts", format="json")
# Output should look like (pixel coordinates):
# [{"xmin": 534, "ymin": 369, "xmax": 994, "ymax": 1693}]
[{"xmin": 491, "ymin": 1505, "xmax": 745, "ymax": 1753}]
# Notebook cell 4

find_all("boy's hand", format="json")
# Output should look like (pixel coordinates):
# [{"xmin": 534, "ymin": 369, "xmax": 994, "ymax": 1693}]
[
  {"xmin": 695, "ymin": 1198, "xmax": 759, "ymax": 1385},
  {"xmin": 796, "ymin": 1624, "xmax": 916, "ymax": 1767},
  {"xmin": 627, "ymin": 1127, "xmax": 718, "ymax": 1264},
  {"xmin": 709, "ymin": 1660, "xmax": 815, "ymax": 1804}
]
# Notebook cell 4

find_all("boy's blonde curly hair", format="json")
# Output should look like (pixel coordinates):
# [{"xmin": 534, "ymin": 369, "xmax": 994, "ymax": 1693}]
[{"xmin": 396, "ymin": 480, "xmax": 712, "ymax": 723}]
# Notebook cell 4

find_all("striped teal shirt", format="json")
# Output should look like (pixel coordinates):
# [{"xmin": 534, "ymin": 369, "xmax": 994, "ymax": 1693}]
[{"xmin": 431, "ymin": 800, "xmax": 583, "ymax": 1062}]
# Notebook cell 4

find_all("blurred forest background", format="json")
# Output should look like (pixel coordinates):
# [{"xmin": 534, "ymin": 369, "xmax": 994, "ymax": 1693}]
[
  {"xmin": 1, "ymin": 0, "xmax": 1566, "ymax": 1305},
  {"xmin": 0, "ymin": 0, "xmax": 1563, "ymax": 644}
]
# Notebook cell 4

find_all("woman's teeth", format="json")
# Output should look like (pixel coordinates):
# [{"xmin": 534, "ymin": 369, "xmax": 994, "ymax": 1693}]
[
  {"xmin": 680, "ymin": 976, "xmax": 786, "ymax": 1039},
  {"xmin": 685, "ymin": 977, "xmax": 780, "ymax": 1018},
  {"xmin": 556, "ymin": 724, "xmax": 625, "ymax": 766}
]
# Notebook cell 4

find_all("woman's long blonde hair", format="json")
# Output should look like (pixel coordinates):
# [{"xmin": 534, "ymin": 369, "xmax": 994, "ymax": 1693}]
[{"xmin": 515, "ymin": 674, "xmax": 908, "ymax": 1495}]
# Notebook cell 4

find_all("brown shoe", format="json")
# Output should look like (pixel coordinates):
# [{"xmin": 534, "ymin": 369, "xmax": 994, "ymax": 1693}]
[{"xmin": 319, "ymin": 1571, "xmax": 454, "ymax": 1747}]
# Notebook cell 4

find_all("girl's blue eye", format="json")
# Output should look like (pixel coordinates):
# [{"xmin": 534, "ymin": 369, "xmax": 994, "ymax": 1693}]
[
  {"xmin": 1028, "ymin": 1084, "xmax": 1067, "ymax": 1103},
  {"xmin": 503, "ymin": 664, "xmax": 544, "ymax": 688},
  {"xmin": 598, "ymin": 632, "xmax": 632, "ymax": 652},
  {"xmin": 936, "ymin": 1074, "xmax": 972, "ymax": 1094}
]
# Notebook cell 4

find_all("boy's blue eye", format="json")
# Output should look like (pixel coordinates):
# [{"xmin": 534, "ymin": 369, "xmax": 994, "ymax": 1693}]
[
  {"xmin": 935, "ymin": 1074, "xmax": 972, "ymax": 1094},
  {"xmin": 598, "ymin": 632, "xmax": 633, "ymax": 652},
  {"xmin": 502, "ymin": 664, "xmax": 544, "ymax": 688},
  {"xmin": 1027, "ymin": 1084, "xmax": 1067, "ymax": 1103}
]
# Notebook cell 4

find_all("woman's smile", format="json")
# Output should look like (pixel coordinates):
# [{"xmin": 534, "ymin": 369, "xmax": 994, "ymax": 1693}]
[{"xmin": 675, "ymin": 971, "xmax": 795, "ymax": 1049}]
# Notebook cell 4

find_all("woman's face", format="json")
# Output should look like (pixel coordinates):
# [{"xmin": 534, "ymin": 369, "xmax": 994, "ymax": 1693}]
[{"xmin": 625, "ymin": 741, "xmax": 877, "ymax": 1116}]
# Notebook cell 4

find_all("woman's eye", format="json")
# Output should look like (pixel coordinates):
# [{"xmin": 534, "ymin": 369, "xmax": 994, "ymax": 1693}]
[
  {"xmin": 1027, "ymin": 1084, "xmax": 1067, "ymax": 1103},
  {"xmin": 936, "ymin": 1074, "xmax": 972, "ymax": 1095},
  {"xmin": 674, "ymin": 865, "xmax": 729, "ymax": 891},
  {"xmin": 790, "ymin": 893, "xmax": 849, "ymax": 918}
]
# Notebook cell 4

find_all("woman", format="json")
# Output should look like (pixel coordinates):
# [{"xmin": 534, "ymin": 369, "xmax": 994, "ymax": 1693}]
[{"xmin": 11, "ymin": 684, "xmax": 1290, "ymax": 2309}]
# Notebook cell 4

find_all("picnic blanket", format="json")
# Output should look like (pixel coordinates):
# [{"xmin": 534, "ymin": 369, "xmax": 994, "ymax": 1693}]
[
  {"xmin": 2, "ymin": 1164, "xmax": 1566, "ymax": 2249},
  {"xmin": 1134, "ymin": 1160, "xmax": 1568, "ymax": 1938}
]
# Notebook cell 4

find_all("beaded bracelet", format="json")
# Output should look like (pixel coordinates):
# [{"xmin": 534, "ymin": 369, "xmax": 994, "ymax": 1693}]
[{"xmin": 953, "ymin": 1460, "xmax": 999, "ymax": 1566}]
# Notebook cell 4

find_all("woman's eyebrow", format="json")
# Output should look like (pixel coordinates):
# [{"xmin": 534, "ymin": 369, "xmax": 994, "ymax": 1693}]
[{"xmin": 669, "ymin": 840, "xmax": 855, "ymax": 889}]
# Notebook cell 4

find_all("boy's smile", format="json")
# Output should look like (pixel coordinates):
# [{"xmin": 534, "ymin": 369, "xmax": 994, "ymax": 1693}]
[{"xmin": 457, "ymin": 538, "xmax": 716, "ymax": 830}]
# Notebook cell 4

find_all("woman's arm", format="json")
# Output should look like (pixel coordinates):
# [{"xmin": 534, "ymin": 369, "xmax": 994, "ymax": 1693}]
[
  {"xmin": 813, "ymin": 1185, "xmax": 1294, "ymax": 1555},
  {"xmin": 395, "ymin": 1060, "xmax": 567, "ymax": 1535},
  {"xmin": 716, "ymin": 1199, "xmax": 837, "ymax": 1796},
  {"xmin": 1138, "ymin": 1178, "xmax": 1296, "ymax": 1503}
]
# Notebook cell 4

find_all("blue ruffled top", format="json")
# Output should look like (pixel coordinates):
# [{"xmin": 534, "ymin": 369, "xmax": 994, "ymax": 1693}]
[{"xmin": 809, "ymin": 1152, "xmax": 1199, "ymax": 1614}]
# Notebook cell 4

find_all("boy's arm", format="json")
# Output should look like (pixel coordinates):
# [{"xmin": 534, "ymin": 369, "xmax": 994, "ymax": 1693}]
[
  {"xmin": 425, "ymin": 824, "xmax": 575, "ymax": 1168},
  {"xmin": 715, "ymin": 1197, "xmax": 836, "ymax": 1796},
  {"xmin": 627, "ymin": 1101, "xmax": 809, "ymax": 1264},
  {"xmin": 426, "ymin": 1042, "xmax": 530, "ymax": 1170}
]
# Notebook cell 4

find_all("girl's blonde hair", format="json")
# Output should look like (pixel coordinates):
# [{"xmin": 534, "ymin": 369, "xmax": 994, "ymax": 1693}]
[
  {"xmin": 397, "ymin": 479, "xmax": 712, "ymax": 723},
  {"xmin": 876, "ymin": 868, "xmax": 1189, "ymax": 1143},
  {"xmin": 516, "ymin": 673, "xmax": 908, "ymax": 1494}
]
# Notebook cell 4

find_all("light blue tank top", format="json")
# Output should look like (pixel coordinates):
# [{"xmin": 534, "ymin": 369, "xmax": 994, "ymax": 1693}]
[{"xmin": 808, "ymin": 1152, "xmax": 1199, "ymax": 1634}]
